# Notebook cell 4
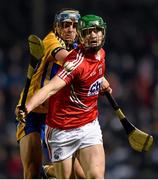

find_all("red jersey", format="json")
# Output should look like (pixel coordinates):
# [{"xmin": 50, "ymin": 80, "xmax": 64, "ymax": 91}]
[{"xmin": 46, "ymin": 47, "xmax": 106, "ymax": 129}]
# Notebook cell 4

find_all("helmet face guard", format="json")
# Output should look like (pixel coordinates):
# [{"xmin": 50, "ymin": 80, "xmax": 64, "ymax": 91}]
[
  {"xmin": 54, "ymin": 9, "xmax": 80, "ymax": 45},
  {"xmin": 54, "ymin": 9, "xmax": 80, "ymax": 32},
  {"xmin": 55, "ymin": 10, "xmax": 80, "ymax": 23},
  {"xmin": 77, "ymin": 15, "xmax": 106, "ymax": 52}
]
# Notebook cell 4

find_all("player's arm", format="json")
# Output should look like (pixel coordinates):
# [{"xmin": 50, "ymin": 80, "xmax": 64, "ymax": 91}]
[
  {"xmin": 25, "ymin": 47, "xmax": 70, "ymax": 113},
  {"xmin": 16, "ymin": 75, "xmax": 66, "ymax": 120},
  {"xmin": 100, "ymin": 77, "xmax": 112, "ymax": 94},
  {"xmin": 52, "ymin": 48, "xmax": 75, "ymax": 71},
  {"xmin": 43, "ymin": 32, "xmax": 69, "ymax": 64},
  {"xmin": 26, "ymin": 75, "xmax": 66, "ymax": 114},
  {"xmin": 53, "ymin": 48, "xmax": 69, "ymax": 64}
]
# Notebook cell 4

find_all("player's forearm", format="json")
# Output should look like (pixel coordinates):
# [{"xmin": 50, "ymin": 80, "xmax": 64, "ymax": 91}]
[
  {"xmin": 26, "ymin": 75, "xmax": 66, "ymax": 113},
  {"xmin": 26, "ymin": 86, "xmax": 52, "ymax": 113},
  {"xmin": 100, "ymin": 77, "xmax": 112, "ymax": 94}
]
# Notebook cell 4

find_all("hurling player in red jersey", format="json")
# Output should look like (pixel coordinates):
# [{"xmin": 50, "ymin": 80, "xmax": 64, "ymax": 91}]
[
  {"xmin": 15, "ymin": 8, "xmax": 85, "ymax": 179},
  {"xmin": 18, "ymin": 14, "xmax": 112, "ymax": 179}
]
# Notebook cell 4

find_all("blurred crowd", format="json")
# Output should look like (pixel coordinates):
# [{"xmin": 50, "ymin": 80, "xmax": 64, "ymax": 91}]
[{"xmin": 0, "ymin": 0, "xmax": 158, "ymax": 178}]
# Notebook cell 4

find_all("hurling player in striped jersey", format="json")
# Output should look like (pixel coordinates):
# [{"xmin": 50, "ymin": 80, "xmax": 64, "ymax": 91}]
[
  {"xmin": 17, "ymin": 14, "xmax": 112, "ymax": 178},
  {"xmin": 15, "ymin": 8, "xmax": 86, "ymax": 179}
]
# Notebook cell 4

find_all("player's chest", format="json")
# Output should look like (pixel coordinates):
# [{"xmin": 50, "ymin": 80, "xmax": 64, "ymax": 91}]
[
  {"xmin": 80, "ymin": 60, "xmax": 104, "ymax": 81},
  {"xmin": 73, "ymin": 61, "xmax": 104, "ymax": 95}
]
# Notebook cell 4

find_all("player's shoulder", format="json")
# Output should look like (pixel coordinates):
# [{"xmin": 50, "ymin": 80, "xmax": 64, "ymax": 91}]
[
  {"xmin": 43, "ymin": 31, "xmax": 56, "ymax": 41},
  {"xmin": 63, "ymin": 47, "xmax": 85, "ymax": 72},
  {"xmin": 43, "ymin": 31, "xmax": 65, "ymax": 48},
  {"xmin": 100, "ymin": 48, "xmax": 106, "ymax": 58},
  {"xmin": 66, "ymin": 46, "xmax": 84, "ymax": 62}
]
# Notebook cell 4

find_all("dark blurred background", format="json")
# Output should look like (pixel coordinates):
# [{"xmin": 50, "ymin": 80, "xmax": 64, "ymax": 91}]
[{"xmin": 0, "ymin": 0, "xmax": 158, "ymax": 178}]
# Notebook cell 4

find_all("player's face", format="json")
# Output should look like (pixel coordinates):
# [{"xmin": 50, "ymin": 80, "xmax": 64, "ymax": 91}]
[
  {"xmin": 82, "ymin": 27, "xmax": 104, "ymax": 49},
  {"xmin": 60, "ymin": 21, "xmax": 77, "ymax": 44}
]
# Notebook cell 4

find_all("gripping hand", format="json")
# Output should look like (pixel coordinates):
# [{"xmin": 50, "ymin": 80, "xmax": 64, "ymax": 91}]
[{"xmin": 15, "ymin": 105, "xmax": 28, "ymax": 123}]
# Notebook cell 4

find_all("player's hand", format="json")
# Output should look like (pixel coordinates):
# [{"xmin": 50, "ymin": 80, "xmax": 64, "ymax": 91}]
[
  {"xmin": 15, "ymin": 105, "xmax": 28, "ymax": 123},
  {"xmin": 64, "ymin": 61, "xmax": 75, "ymax": 72}
]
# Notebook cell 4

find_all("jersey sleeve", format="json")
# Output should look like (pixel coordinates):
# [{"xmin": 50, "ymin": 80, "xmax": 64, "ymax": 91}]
[{"xmin": 43, "ymin": 32, "xmax": 66, "ymax": 65}]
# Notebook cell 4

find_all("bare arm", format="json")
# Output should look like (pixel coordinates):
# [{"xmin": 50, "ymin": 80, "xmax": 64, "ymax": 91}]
[
  {"xmin": 100, "ymin": 77, "xmax": 112, "ymax": 94},
  {"xmin": 27, "ymin": 49, "xmax": 72, "ymax": 114},
  {"xmin": 26, "ymin": 75, "xmax": 66, "ymax": 113},
  {"xmin": 54, "ymin": 49, "xmax": 69, "ymax": 64}
]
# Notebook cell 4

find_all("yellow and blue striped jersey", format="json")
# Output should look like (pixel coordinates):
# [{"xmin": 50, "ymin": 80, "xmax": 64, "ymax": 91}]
[{"xmin": 18, "ymin": 31, "xmax": 66, "ymax": 113}]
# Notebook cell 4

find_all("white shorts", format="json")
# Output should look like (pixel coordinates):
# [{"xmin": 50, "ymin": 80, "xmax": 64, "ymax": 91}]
[{"xmin": 45, "ymin": 118, "xmax": 103, "ymax": 162}]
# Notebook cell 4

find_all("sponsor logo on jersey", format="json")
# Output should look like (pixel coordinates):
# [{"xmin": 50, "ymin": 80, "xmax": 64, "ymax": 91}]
[{"xmin": 88, "ymin": 78, "xmax": 102, "ymax": 96}]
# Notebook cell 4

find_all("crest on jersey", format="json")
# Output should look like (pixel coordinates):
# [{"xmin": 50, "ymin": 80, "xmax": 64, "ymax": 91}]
[{"xmin": 54, "ymin": 147, "xmax": 63, "ymax": 160}]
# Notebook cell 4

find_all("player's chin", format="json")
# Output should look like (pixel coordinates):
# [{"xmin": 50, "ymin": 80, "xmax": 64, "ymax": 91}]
[
  {"xmin": 90, "ymin": 43, "xmax": 97, "ymax": 47},
  {"xmin": 65, "ymin": 35, "xmax": 75, "ymax": 40},
  {"xmin": 90, "ymin": 41, "xmax": 101, "ymax": 47},
  {"xmin": 65, "ymin": 38, "xmax": 75, "ymax": 44}
]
